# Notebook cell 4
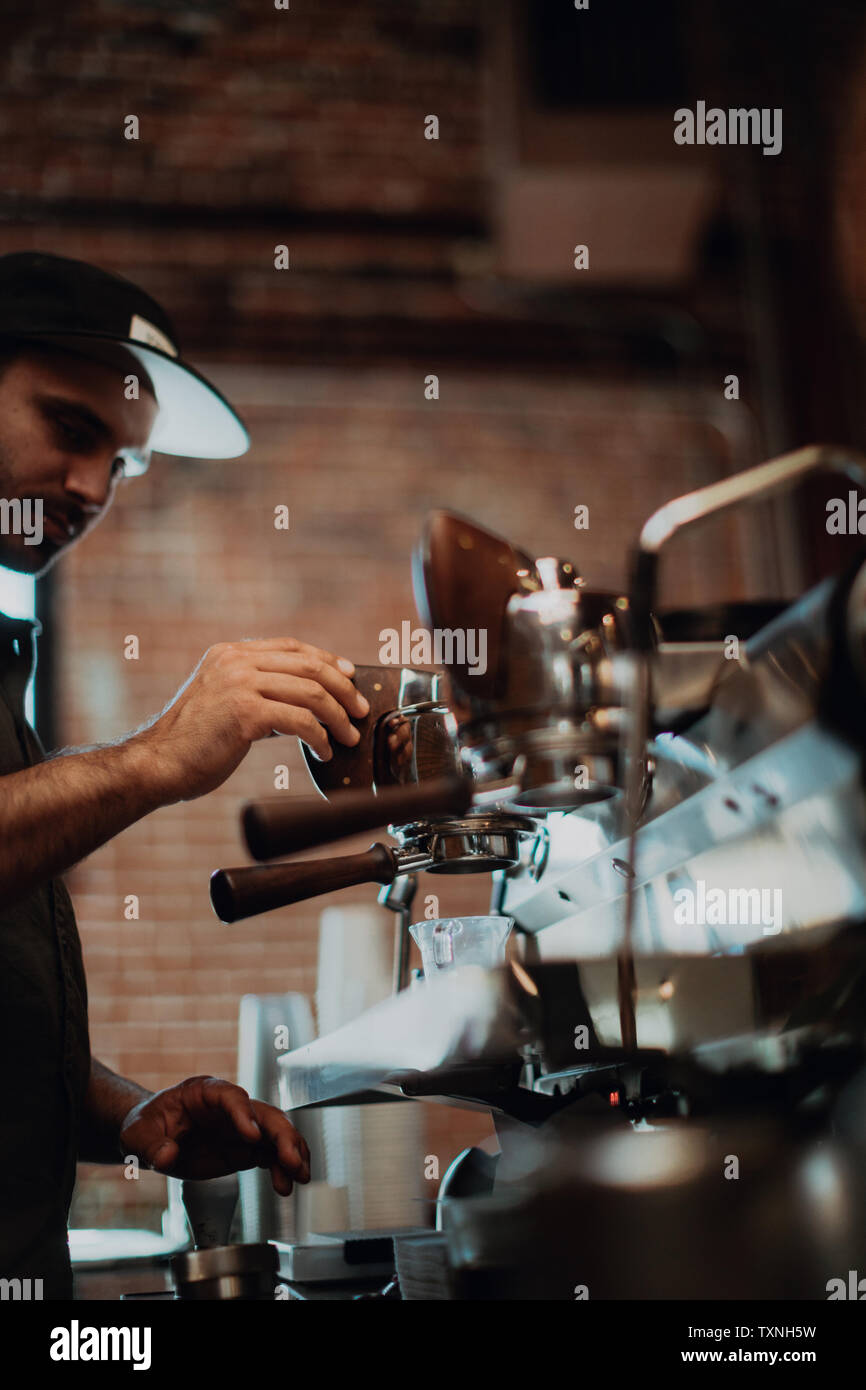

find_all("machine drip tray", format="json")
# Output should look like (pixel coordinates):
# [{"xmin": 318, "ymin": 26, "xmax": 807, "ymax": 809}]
[{"xmin": 274, "ymin": 1228, "xmax": 426, "ymax": 1283}]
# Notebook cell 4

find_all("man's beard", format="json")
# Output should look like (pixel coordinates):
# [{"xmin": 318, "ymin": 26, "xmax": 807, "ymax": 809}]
[{"xmin": 0, "ymin": 455, "xmax": 60, "ymax": 577}]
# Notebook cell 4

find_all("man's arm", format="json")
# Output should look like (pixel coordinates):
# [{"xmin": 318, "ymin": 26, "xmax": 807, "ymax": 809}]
[
  {"xmin": 0, "ymin": 737, "xmax": 166, "ymax": 909},
  {"xmin": 0, "ymin": 637, "xmax": 367, "ymax": 908},
  {"xmin": 79, "ymin": 1057, "xmax": 154, "ymax": 1163}
]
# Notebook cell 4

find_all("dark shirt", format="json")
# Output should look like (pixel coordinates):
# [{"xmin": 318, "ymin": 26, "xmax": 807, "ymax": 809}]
[{"xmin": 0, "ymin": 610, "xmax": 90, "ymax": 1300}]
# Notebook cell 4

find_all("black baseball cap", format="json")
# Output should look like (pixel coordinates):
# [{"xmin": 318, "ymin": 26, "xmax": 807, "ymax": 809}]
[{"xmin": 0, "ymin": 251, "xmax": 249, "ymax": 463}]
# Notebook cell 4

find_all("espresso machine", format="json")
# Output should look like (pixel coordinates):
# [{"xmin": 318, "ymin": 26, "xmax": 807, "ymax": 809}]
[{"xmin": 211, "ymin": 443, "xmax": 866, "ymax": 1299}]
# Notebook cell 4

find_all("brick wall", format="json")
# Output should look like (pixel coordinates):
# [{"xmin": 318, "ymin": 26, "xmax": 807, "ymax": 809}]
[{"xmin": 0, "ymin": 0, "xmax": 483, "ymax": 217}]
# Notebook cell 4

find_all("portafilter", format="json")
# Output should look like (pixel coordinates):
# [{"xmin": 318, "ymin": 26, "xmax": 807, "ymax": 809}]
[
  {"xmin": 209, "ymin": 510, "xmax": 649, "ymax": 924},
  {"xmin": 210, "ymin": 663, "xmax": 537, "ymax": 924}
]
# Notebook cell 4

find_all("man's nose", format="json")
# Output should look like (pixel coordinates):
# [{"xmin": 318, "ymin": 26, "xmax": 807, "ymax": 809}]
[{"xmin": 63, "ymin": 456, "xmax": 117, "ymax": 512}]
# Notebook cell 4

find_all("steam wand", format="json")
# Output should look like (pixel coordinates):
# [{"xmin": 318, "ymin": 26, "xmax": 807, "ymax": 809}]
[{"xmin": 378, "ymin": 873, "xmax": 419, "ymax": 994}]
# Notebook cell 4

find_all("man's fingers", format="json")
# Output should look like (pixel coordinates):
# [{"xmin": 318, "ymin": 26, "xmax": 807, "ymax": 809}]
[
  {"xmin": 148, "ymin": 1138, "xmax": 180, "ymax": 1174},
  {"xmin": 251, "ymin": 1102, "xmax": 311, "ymax": 1182},
  {"xmin": 255, "ymin": 675, "xmax": 362, "ymax": 748},
  {"xmin": 203, "ymin": 1082, "xmax": 308, "ymax": 1187},
  {"xmin": 251, "ymin": 652, "xmax": 369, "ymax": 719},
  {"xmin": 254, "ymin": 698, "xmax": 337, "ymax": 760},
  {"xmin": 271, "ymin": 1164, "xmax": 294, "ymax": 1197},
  {"xmin": 225, "ymin": 637, "xmax": 355, "ymax": 676},
  {"xmin": 179, "ymin": 1077, "xmax": 262, "ymax": 1144},
  {"xmin": 202, "ymin": 1081, "xmax": 264, "ymax": 1142}
]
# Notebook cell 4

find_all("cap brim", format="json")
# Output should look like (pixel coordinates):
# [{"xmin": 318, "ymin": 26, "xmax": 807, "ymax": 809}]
[
  {"xmin": 125, "ymin": 343, "xmax": 249, "ymax": 459},
  {"xmin": 15, "ymin": 331, "xmax": 250, "ymax": 459}
]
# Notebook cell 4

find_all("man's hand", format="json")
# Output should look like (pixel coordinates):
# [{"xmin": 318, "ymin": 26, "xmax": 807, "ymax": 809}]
[
  {"xmin": 133, "ymin": 637, "xmax": 369, "ymax": 802},
  {"xmin": 0, "ymin": 636, "xmax": 368, "ymax": 907},
  {"xmin": 119, "ymin": 1075, "xmax": 311, "ymax": 1196}
]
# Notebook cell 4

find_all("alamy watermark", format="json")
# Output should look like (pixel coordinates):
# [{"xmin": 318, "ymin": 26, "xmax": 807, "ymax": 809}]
[
  {"xmin": 826, "ymin": 492, "xmax": 866, "ymax": 534},
  {"xmin": 827, "ymin": 1270, "xmax": 866, "ymax": 1299},
  {"xmin": 0, "ymin": 1276, "xmax": 42, "ymax": 1299},
  {"xmin": 673, "ymin": 878, "xmax": 783, "ymax": 935},
  {"xmin": 674, "ymin": 102, "xmax": 782, "ymax": 157},
  {"xmin": 0, "ymin": 497, "xmax": 43, "ymax": 545},
  {"xmin": 50, "ymin": 1321, "xmax": 151, "ymax": 1370},
  {"xmin": 379, "ymin": 621, "xmax": 487, "ymax": 676}
]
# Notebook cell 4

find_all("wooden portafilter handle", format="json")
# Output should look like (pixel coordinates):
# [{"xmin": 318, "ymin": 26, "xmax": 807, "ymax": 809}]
[
  {"xmin": 242, "ymin": 775, "xmax": 473, "ymax": 861},
  {"xmin": 210, "ymin": 844, "xmax": 399, "ymax": 923}
]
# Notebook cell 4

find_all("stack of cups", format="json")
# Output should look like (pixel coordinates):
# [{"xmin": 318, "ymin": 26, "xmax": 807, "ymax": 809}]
[{"xmin": 315, "ymin": 904, "xmax": 425, "ymax": 1232}]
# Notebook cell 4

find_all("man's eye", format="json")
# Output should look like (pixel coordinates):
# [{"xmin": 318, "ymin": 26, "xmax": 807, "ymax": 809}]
[{"xmin": 54, "ymin": 418, "xmax": 93, "ymax": 452}]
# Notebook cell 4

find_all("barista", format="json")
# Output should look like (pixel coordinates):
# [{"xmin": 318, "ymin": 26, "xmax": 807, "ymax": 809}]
[{"xmin": 0, "ymin": 251, "xmax": 369, "ymax": 1297}]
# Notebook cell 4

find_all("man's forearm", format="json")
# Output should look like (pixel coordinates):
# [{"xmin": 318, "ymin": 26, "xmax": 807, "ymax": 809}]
[
  {"xmin": 79, "ymin": 1057, "xmax": 154, "ymax": 1164},
  {"xmin": 0, "ymin": 735, "xmax": 170, "ymax": 907}
]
